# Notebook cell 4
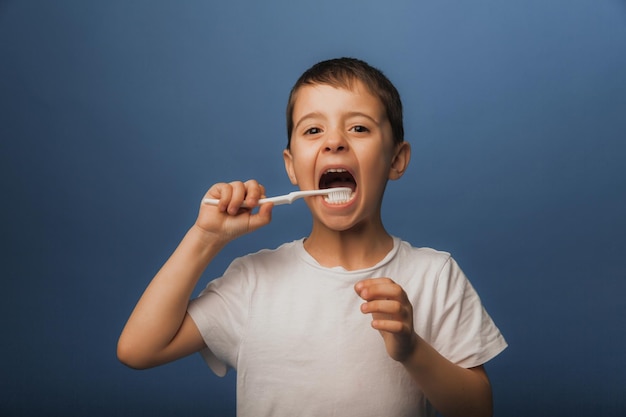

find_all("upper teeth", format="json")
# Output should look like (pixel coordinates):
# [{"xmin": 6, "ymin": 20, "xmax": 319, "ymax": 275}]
[{"xmin": 325, "ymin": 168, "xmax": 347, "ymax": 173}]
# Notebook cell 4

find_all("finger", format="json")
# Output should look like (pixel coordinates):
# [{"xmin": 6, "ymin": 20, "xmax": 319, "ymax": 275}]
[
  {"xmin": 206, "ymin": 183, "xmax": 232, "ymax": 212},
  {"xmin": 370, "ymin": 319, "xmax": 405, "ymax": 334},
  {"xmin": 361, "ymin": 299, "xmax": 403, "ymax": 315},
  {"xmin": 247, "ymin": 201, "xmax": 273, "ymax": 231},
  {"xmin": 243, "ymin": 179, "xmax": 263, "ymax": 207},
  {"xmin": 228, "ymin": 181, "xmax": 248, "ymax": 215},
  {"xmin": 357, "ymin": 283, "xmax": 404, "ymax": 302},
  {"xmin": 354, "ymin": 277, "xmax": 394, "ymax": 294}
]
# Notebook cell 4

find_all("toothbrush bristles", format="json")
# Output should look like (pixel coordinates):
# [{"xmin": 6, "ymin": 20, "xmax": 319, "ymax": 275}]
[{"xmin": 325, "ymin": 188, "xmax": 353, "ymax": 204}]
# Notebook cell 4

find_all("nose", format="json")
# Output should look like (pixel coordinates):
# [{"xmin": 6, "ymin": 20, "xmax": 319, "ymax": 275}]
[{"xmin": 323, "ymin": 130, "xmax": 348, "ymax": 153}]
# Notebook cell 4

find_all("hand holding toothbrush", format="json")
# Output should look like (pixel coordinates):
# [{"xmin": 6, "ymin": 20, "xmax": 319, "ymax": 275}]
[{"xmin": 195, "ymin": 180, "xmax": 274, "ymax": 244}]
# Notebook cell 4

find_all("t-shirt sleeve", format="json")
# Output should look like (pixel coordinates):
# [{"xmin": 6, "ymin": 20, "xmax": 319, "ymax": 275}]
[
  {"xmin": 427, "ymin": 256, "xmax": 507, "ymax": 368},
  {"xmin": 187, "ymin": 257, "xmax": 250, "ymax": 376}
]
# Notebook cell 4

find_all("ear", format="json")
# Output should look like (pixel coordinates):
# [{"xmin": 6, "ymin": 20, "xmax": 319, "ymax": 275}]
[
  {"xmin": 283, "ymin": 149, "xmax": 298, "ymax": 185},
  {"xmin": 388, "ymin": 142, "xmax": 411, "ymax": 180}
]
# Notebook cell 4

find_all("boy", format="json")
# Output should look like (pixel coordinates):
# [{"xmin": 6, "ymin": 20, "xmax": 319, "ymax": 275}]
[{"xmin": 118, "ymin": 57, "xmax": 507, "ymax": 417}]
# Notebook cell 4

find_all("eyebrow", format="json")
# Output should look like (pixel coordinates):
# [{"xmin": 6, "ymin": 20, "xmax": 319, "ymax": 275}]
[
  {"xmin": 294, "ymin": 111, "xmax": 380, "ymax": 131},
  {"xmin": 345, "ymin": 111, "xmax": 380, "ymax": 124},
  {"xmin": 293, "ymin": 112, "xmax": 324, "ymax": 132}
]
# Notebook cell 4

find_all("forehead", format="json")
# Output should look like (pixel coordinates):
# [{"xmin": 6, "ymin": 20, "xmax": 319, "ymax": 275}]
[{"xmin": 292, "ymin": 81, "xmax": 386, "ymax": 119}]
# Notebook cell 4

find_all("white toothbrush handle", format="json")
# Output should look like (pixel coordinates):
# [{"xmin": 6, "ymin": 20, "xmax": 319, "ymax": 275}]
[
  {"xmin": 201, "ymin": 196, "xmax": 289, "ymax": 207},
  {"xmin": 202, "ymin": 189, "xmax": 344, "ymax": 207},
  {"xmin": 256, "ymin": 196, "xmax": 291, "ymax": 205}
]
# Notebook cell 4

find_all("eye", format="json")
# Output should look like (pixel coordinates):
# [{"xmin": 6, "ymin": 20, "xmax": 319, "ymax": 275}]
[
  {"xmin": 304, "ymin": 127, "xmax": 322, "ymax": 135},
  {"xmin": 350, "ymin": 125, "xmax": 370, "ymax": 133}
]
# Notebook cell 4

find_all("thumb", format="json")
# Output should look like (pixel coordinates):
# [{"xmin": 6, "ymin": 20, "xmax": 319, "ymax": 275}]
[{"xmin": 247, "ymin": 203, "xmax": 273, "ymax": 232}]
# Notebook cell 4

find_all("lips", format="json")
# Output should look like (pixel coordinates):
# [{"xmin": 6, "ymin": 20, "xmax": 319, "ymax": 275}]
[{"xmin": 319, "ymin": 167, "xmax": 357, "ymax": 192}]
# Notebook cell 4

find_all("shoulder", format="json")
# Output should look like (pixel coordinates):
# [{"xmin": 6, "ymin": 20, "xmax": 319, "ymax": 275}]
[
  {"xmin": 219, "ymin": 239, "xmax": 304, "ymax": 282},
  {"xmin": 197, "ymin": 240, "xmax": 303, "ymax": 297},
  {"xmin": 389, "ymin": 238, "xmax": 471, "ymax": 294},
  {"xmin": 394, "ymin": 238, "xmax": 453, "ymax": 271},
  {"xmin": 394, "ymin": 237, "xmax": 449, "ymax": 257},
  {"xmin": 234, "ymin": 239, "xmax": 302, "ymax": 267}
]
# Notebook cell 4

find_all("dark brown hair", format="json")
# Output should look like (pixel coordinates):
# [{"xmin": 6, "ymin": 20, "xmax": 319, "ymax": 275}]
[{"xmin": 286, "ymin": 57, "xmax": 404, "ymax": 149}]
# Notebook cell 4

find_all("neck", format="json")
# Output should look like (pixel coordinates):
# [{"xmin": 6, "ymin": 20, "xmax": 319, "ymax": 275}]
[{"xmin": 304, "ymin": 219, "xmax": 393, "ymax": 271}]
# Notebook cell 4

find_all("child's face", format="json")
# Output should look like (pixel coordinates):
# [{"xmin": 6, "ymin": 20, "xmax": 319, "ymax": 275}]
[{"xmin": 283, "ymin": 81, "xmax": 410, "ymax": 231}]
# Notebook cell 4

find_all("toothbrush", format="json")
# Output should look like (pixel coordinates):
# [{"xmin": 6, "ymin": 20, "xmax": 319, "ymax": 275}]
[{"xmin": 202, "ymin": 187, "xmax": 352, "ymax": 207}]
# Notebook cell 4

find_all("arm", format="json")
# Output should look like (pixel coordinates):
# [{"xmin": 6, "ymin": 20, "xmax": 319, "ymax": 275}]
[
  {"xmin": 355, "ymin": 278, "xmax": 493, "ymax": 417},
  {"xmin": 117, "ymin": 180, "xmax": 272, "ymax": 369}
]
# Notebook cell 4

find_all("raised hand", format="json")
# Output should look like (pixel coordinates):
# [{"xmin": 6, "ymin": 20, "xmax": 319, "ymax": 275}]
[{"xmin": 355, "ymin": 277, "xmax": 418, "ymax": 363}]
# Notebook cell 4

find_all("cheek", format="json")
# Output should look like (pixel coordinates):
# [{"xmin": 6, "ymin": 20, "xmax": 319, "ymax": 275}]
[
  {"xmin": 291, "ymin": 143, "xmax": 318, "ymax": 163},
  {"xmin": 360, "ymin": 154, "xmax": 394, "ymax": 186},
  {"xmin": 290, "ymin": 153, "xmax": 317, "ymax": 184},
  {"xmin": 361, "ymin": 146, "xmax": 393, "ymax": 170}
]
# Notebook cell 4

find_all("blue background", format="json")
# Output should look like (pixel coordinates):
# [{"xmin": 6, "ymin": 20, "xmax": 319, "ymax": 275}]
[{"xmin": 1, "ymin": 1, "xmax": 625, "ymax": 416}]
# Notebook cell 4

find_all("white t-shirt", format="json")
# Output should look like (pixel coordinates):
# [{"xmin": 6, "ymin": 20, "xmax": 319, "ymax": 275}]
[{"xmin": 188, "ymin": 237, "xmax": 507, "ymax": 417}]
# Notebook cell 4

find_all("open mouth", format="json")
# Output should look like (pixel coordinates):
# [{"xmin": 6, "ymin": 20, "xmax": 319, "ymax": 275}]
[{"xmin": 319, "ymin": 168, "xmax": 356, "ymax": 204}]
